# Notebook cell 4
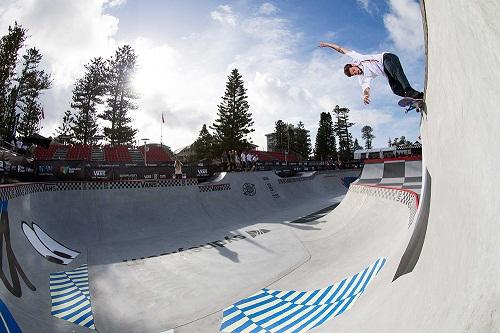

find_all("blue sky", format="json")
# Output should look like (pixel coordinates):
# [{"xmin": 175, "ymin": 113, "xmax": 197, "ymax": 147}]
[{"xmin": 0, "ymin": 0, "xmax": 424, "ymax": 151}]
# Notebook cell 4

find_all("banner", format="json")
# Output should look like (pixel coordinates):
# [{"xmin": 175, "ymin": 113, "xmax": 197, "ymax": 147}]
[{"xmin": 34, "ymin": 161, "xmax": 219, "ymax": 182}]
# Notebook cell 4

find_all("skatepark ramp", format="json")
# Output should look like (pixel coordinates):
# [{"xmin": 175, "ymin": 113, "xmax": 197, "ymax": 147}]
[{"xmin": 0, "ymin": 0, "xmax": 499, "ymax": 332}]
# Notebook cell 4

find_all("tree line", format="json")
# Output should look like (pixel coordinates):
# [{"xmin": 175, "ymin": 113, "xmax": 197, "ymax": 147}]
[
  {"xmin": 0, "ymin": 23, "xmax": 51, "ymax": 144},
  {"xmin": 0, "ymin": 23, "xmax": 139, "ymax": 147},
  {"xmin": 55, "ymin": 45, "xmax": 138, "ymax": 145},
  {"xmin": 191, "ymin": 69, "xmax": 384, "ymax": 163},
  {"xmin": 1, "ymin": 23, "xmax": 413, "ymax": 158}
]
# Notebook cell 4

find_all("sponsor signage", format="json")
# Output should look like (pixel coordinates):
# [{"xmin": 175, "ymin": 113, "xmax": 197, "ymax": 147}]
[
  {"xmin": 197, "ymin": 168, "xmax": 208, "ymax": 177},
  {"xmin": 92, "ymin": 169, "xmax": 107, "ymax": 179},
  {"xmin": 33, "ymin": 162, "xmax": 219, "ymax": 181}
]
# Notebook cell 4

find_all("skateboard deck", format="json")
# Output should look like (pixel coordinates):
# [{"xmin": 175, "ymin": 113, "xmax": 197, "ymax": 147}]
[{"xmin": 398, "ymin": 97, "xmax": 425, "ymax": 113}]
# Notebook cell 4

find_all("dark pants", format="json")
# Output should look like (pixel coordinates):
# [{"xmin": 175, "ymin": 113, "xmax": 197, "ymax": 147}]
[{"xmin": 383, "ymin": 53, "xmax": 423, "ymax": 99}]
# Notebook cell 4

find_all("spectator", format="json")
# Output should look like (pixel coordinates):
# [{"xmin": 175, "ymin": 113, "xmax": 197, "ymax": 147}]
[
  {"xmin": 174, "ymin": 159, "xmax": 183, "ymax": 179},
  {"xmin": 251, "ymin": 154, "xmax": 258, "ymax": 171},
  {"xmin": 230, "ymin": 150, "xmax": 237, "ymax": 171},
  {"xmin": 246, "ymin": 151, "xmax": 253, "ymax": 170},
  {"xmin": 240, "ymin": 151, "xmax": 247, "ymax": 170},
  {"xmin": 221, "ymin": 151, "xmax": 229, "ymax": 171},
  {"xmin": 235, "ymin": 152, "xmax": 241, "ymax": 171}
]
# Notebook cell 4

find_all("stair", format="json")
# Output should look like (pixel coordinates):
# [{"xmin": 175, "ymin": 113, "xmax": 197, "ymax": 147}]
[
  {"xmin": 129, "ymin": 148, "xmax": 144, "ymax": 164},
  {"xmin": 91, "ymin": 147, "xmax": 105, "ymax": 162},
  {"xmin": 52, "ymin": 146, "xmax": 68, "ymax": 160}
]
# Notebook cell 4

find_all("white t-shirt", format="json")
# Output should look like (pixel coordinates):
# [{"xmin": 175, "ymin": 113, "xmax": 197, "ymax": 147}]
[
  {"xmin": 241, "ymin": 152, "xmax": 246, "ymax": 162},
  {"xmin": 345, "ymin": 50, "xmax": 387, "ymax": 92}
]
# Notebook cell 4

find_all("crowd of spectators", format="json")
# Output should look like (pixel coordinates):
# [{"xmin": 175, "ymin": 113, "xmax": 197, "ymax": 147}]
[{"xmin": 220, "ymin": 150, "xmax": 259, "ymax": 172}]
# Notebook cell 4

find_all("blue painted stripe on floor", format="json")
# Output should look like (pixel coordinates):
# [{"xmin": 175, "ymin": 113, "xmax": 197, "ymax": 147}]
[
  {"xmin": 52, "ymin": 297, "xmax": 88, "ymax": 315},
  {"xmin": 52, "ymin": 292, "xmax": 83, "ymax": 307},
  {"xmin": 301, "ymin": 289, "xmax": 320, "ymax": 305},
  {"xmin": 50, "ymin": 264, "xmax": 95, "ymax": 330},
  {"xmin": 278, "ymin": 304, "xmax": 321, "ymax": 332},
  {"xmin": 234, "ymin": 291, "xmax": 267, "ymax": 307},
  {"xmin": 221, "ymin": 257, "xmax": 386, "ymax": 333},
  {"xmin": 247, "ymin": 298, "xmax": 286, "ymax": 320},
  {"xmin": 323, "ymin": 279, "xmax": 346, "ymax": 304},
  {"xmin": 220, "ymin": 310, "xmax": 246, "ymax": 330},
  {"xmin": 223, "ymin": 305, "xmax": 239, "ymax": 317},
  {"xmin": 253, "ymin": 301, "xmax": 294, "ymax": 326},
  {"xmin": 51, "ymin": 289, "xmax": 80, "ymax": 301},
  {"xmin": 313, "ymin": 284, "xmax": 333, "ymax": 305},
  {"xmin": 288, "ymin": 291, "xmax": 306, "ymax": 304},
  {"xmin": 60, "ymin": 305, "xmax": 92, "ymax": 321},
  {"xmin": 0, "ymin": 298, "xmax": 22, "ymax": 333}
]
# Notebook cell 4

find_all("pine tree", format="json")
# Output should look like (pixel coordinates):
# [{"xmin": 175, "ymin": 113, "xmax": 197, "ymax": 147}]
[
  {"xmin": 70, "ymin": 57, "xmax": 107, "ymax": 144},
  {"xmin": 294, "ymin": 121, "xmax": 311, "ymax": 160},
  {"xmin": 16, "ymin": 98, "xmax": 42, "ymax": 137},
  {"xmin": 0, "ymin": 23, "xmax": 26, "ymax": 141},
  {"xmin": 192, "ymin": 124, "xmax": 214, "ymax": 161},
  {"xmin": 287, "ymin": 126, "xmax": 295, "ymax": 153},
  {"xmin": 16, "ymin": 48, "xmax": 51, "ymax": 137},
  {"xmin": 100, "ymin": 45, "xmax": 138, "ymax": 145},
  {"xmin": 274, "ymin": 120, "xmax": 287, "ymax": 152},
  {"xmin": 353, "ymin": 138, "xmax": 363, "ymax": 151},
  {"xmin": 211, "ymin": 69, "xmax": 254, "ymax": 153},
  {"xmin": 348, "ymin": 133, "xmax": 354, "ymax": 151},
  {"xmin": 54, "ymin": 110, "xmax": 74, "ymax": 143},
  {"xmin": 332, "ymin": 105, "xmax": 354, "ymax": 162},
  {"xmin": 397, "ymin": 136, "xmax": 412, "ymax": 146},
  {"xmin": 361, "ymin": 125, "xmax": 375, "ymax": 149},
  {"xmin": 314, "ymin": 112, "xmax": 337, "ymax": 161}
]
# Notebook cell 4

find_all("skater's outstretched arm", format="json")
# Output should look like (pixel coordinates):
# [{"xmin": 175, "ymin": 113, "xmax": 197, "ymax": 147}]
[{"xmin": 318, "ymin": 42, "xmax": 350, "ymax": 54}]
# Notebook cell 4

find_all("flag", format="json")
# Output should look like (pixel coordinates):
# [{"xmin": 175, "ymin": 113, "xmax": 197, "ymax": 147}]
[{"xmin": 162, "ymin": 113, "xmax": 165, "ymax": 124}]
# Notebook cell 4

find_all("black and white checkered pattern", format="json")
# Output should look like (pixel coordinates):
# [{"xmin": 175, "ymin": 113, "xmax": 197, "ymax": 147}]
[
  {"xmin": 0, "ymin": 183, "xmax": 45, "ymax": 201},
  {"xmin": 198, "ymin": 183, "xmax": 231, "ymax": 192},
  {"xmin": 0, "ymin": 178, "xmax": 200, "ymax": 200},
  {"xmin": 354, "ymin": 160, "xmax": 422, "ymax": 194}
]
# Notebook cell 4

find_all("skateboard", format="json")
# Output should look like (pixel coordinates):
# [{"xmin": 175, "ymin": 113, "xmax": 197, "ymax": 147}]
[{"xmin": 398, "ymin": 97, "xmax": 425, "ymax": 113}]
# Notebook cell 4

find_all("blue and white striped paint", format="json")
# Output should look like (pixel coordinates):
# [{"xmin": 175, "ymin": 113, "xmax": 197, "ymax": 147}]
[
  {"xmin": 50, "ymin": 264, "xmax": 95, "ymax": 330},
  {"xmin": 221, "ymin": 257, "xmax": 386, "ymax": 333}
]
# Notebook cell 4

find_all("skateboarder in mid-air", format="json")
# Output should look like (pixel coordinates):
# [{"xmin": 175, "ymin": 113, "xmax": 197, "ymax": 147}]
[{"xmin": 319, "ymin": 41, "xmax": 423, "ymax": 105}]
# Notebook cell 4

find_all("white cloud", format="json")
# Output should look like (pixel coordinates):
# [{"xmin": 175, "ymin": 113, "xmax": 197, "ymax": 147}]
[
  {"xmin": 259, "ymin": 3, "xmax": 278, "ymax": 15},
  {"xmin": 357, "ymin": 0, "xmax": 380, "ymax": 15},
  {"xmin": 103, "ymin": 0, "xmax": 127, "ymax": 8},
  {"xmin": 383, "ymin": 0, "xmax": 423, "ymax": 54},
  {"xmin": 210, "ymin": 4, "xmax": 236, "ymax": 27}
]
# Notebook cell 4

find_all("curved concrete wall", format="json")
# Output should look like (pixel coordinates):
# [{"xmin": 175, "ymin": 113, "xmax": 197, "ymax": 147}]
[
  {"xmin": 322, "ymin": 1, "xmax": 500, "ymax": 331},
  {"xmin": 417, "ymin": 0, "xmax": 500, "ymax": 331}
]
